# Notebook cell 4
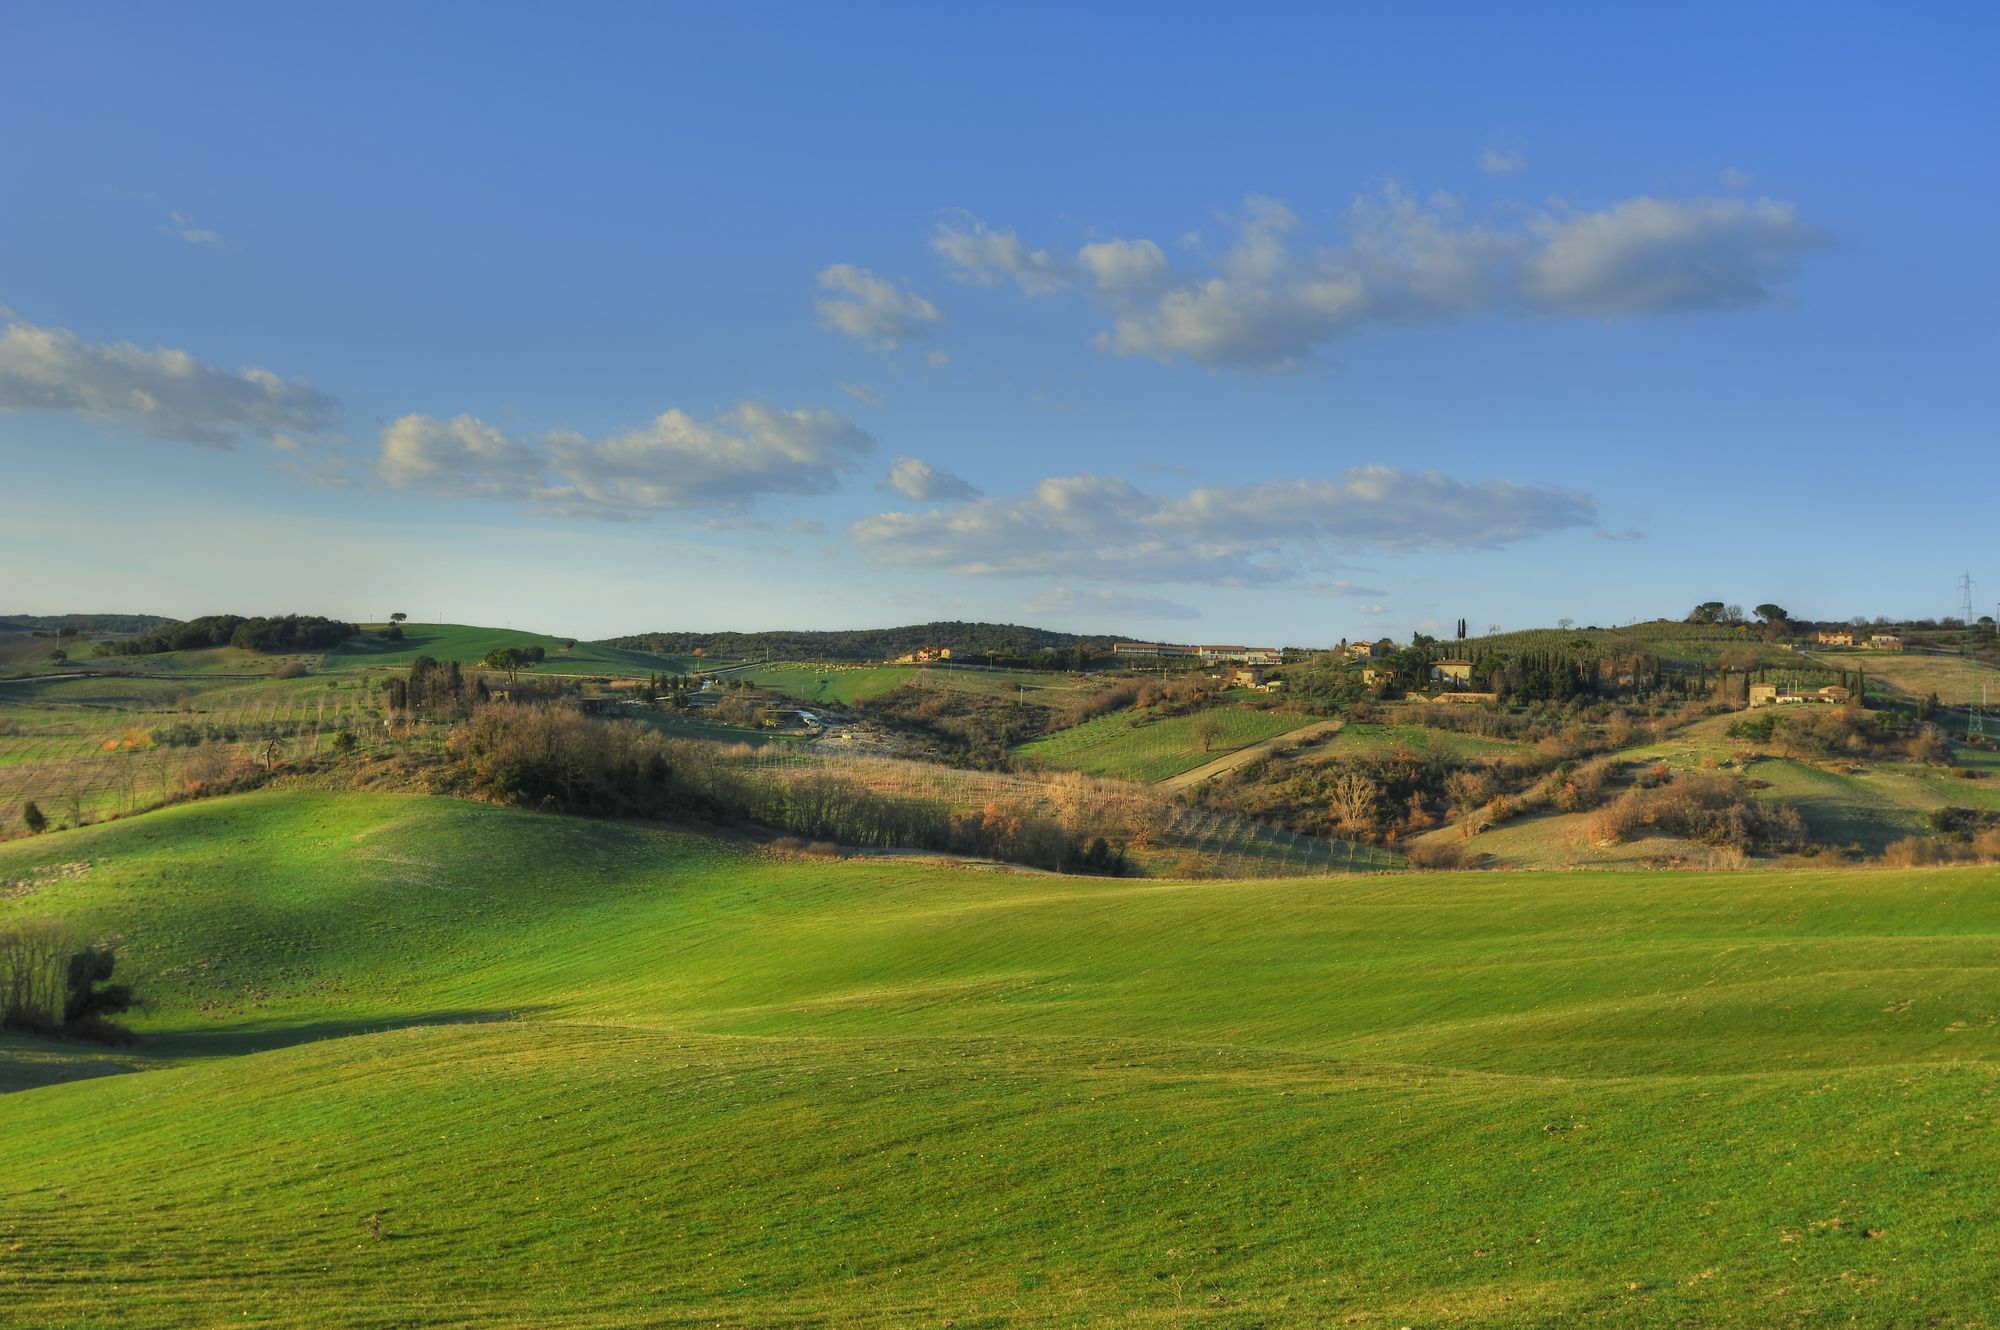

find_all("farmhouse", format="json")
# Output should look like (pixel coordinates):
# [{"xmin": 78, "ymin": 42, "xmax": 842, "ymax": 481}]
[
  {"xmin": 1360, "ymin": 666, "xmax": 1388, "ymax": 686},
  {"xmin": 1345, "ymin": 641, "xmax": 1383, "ymax": 660},
  {"xmin": 1226, "ymin": 667, "xmax": 1269, "ymax": 688},
  {"xmin": 894, "ymin": 646, "xmax": 952, "ymax": 664},
  {"xmin": 1866, "ymin": 634, "xmax": 1904, "ymax": 651},
  {"xmin": 1817, "ymin": 630, "xmax": 1855, "ymax": 647},
  {"xmin": 1429, "ymin": 658, "xmax": 1474, "ymax": 685},
  {"xmin": 1749, "ymin": 682, "xmax": 1855, "ymax": 708}
]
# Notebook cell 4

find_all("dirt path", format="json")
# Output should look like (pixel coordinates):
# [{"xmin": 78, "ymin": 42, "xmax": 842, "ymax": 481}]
[{"xmin": 1157, "ymin": 718, "xmax": 1345, "ymax": 791}]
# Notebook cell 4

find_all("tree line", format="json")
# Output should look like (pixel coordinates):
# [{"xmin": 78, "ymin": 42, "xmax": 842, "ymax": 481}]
[
  {"xmin": 608, "ymin": 620, "xmax": 1114, "ymax": 666},
  {"xmin": 444, "ymin": 703, "xmax": 1128, "ymax": 874},
  {"xmin": 91, "ymin": 614, "xmax": 356, "ymax": 656}
]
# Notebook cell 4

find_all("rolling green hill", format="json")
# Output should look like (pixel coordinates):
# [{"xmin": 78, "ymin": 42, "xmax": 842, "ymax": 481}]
[
  {"xmin": 1018, "ymin": 705, "xmax": 1314, "ymax": 782},
  {"xmin": 4, "ymin": 791, "xmax": 1995, "ymax": 1325},
  {"xmin": 323, "ymin": 623, "xmax": 713, "ymax": 675},
  {"xmin": 735, "ymin": 661, "xmax": 1096, "ymax": 707}
]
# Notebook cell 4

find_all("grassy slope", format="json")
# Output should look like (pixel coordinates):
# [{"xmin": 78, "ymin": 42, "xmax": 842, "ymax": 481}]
[
  {"xmin": 324, "ymin": 623, "xmax": 711, "ymax": 675},
  {"xmin": 1803, "ymin": 647, "xmax": 2000, "ymax": 709},
  {"xmin": 1319, "ymin": 719, "xmax": 1527, "ymax": 762},
  {"xmin": 3, "ymin": 792, "xmax": 2000, "ymax": 1326},
  {"xmin": 738, "ymin": 662, "xmax": 1094, "ymax": 708},
  {"xmin": 1019, "ymin": 707, "xmax": 1314, "ymax": 783}
]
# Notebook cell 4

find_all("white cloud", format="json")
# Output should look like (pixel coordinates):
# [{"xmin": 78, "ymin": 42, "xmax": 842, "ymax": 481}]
[
  {"xmin": 925, "ymin": 349, "xmax": 951, "ymax": 368},
  {"xmin": 1021, "ymin": 586, "xmax": 1200, "ymax": 622},
  {"xmin": 1478, "ymin": 147, "xmax": 1527, "ymax": 176},
  {"xmin": 1299, "ymin": 579, "xmax": 1391, "ymax": 598},
  {"xmin": 379, "ymin": 414, "xmax": 545, "ymax": 498},
  {"xmin": 377, "ymin": 403, "xmax": 875, "ymax": 517},
  {"xmin": 882, "ymin": 456, "xmax": 981, "ymax": 503},
  {"xmin": 931, "ymin": 210, "xmax": 1073, "ymax": 294},
  {"xmin": 163, "ymin": 210, "xmax": 224, "ymax": 246},
  {"xmin": 0, "ymin": 315, "xmax": 337, "ymax": 445},
  {"xmin": 815, "ymin": 264, "xmax": 941, "ymax": 346},
  {"xmin": 1077, "ymin": 237, "xmax": 1168, "ymax": 293},
  {"xmin": 1522, "ymin": 196, "xmax": 1824, "ymax": 316},
  {"xmin": 1720, "ymin": 167, "xmax": 1754, "ymax": 190},
  {"xmin": 930, "ymin": 185, "xmax": 1825, "ymax": 370},
  {"xmin": 853, "ymin": 466, "xmax": 1596, "ymax": 585},
  {"xmin": 839, "ymin": 382, "xmax": 884, "ymax": 406}
]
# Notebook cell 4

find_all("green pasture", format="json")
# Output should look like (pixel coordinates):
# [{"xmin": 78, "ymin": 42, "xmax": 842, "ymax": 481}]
[
  {"xmin": 1019, "ymin": 706, "xmax": 1316, "ymax": 782},
  {"xmin": 1, "ymin": 792, "xmax": 1997, "ymax": 1324},
  {"xmin": 736, "ymin": 662, "xmax": 1093, "ymax": 708},
  {"xmin": 324, "ymin": 623, "xmax": 712, "ymax": 675}
]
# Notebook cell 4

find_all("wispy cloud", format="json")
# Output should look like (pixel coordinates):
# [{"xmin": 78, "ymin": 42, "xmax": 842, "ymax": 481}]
[
  {"xmin": 378, "ymin": 403, "xmax": 875, "ymax": 518},
  {"xmin": 839, "ymin": 382, "xmax": 885, "ymax": 406},
  {"xmin": 1021, "ymin": 586, "xmax": 1200, "ymax": 622},
  {"xmin": 880, "ymin": 456, "xmax": 981, "ymax": 503},
  {"xmin": 816, "ymin": 264, "xmax": 941, "ymax": 347},
  {"xmin": 0, "ymin": 314, "xmax": 336, "ymax": 445},
  {"xmin": 930, "ymin": 184, "xmax": 1826, "ymax": 369},
  {"xmin": 1299, "ymin": 579, "xmax": 1391, "ymax": 598},
  {"xmin": 1477, "ymin": 147, "xmax": 1527, "ymax": 176},
  {"xmin": 162, "ymin": 210, "xmax": 225, "ymax": 246},
  {"xmin": 854, "ymin": 467, "xmax": 1597, "ymax": 585}
]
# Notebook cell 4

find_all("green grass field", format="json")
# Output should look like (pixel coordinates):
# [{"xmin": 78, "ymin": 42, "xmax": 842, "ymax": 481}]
[
  {"xmin": 1019, "ymin": 706, "xmax": 1314, "ymax": 782},
  {"xmin": 1, "ymin": 790, "xmax": 1997, "ymax": 1325},
  {"xmin": 735, "ymin": 662, "xmax": 1095, "ymax": 707},
  {"xmin": 324, "ymin": 623, "xmax": 712, "ymax": 675},
  {"xmin": 1802, "ymin": 647, "xmax": 2000, "ymax": 709}
]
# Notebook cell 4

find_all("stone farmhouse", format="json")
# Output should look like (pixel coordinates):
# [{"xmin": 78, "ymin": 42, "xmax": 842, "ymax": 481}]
[
  {"xmin": 1429, "ymin": 658, "xmax": 1474, "ymax": 685},
  {"xmin": 1748, "ymin": 682, "xmax": 1854, "ymax": 708}
]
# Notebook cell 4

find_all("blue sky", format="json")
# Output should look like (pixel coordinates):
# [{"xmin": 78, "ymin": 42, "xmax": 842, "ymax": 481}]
[{"xmin": 2, "ymin": 2, "xmax": 1994, "ymax": 643}]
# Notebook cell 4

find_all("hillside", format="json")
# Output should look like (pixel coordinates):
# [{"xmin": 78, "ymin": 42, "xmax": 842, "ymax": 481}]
[
  {"xmin": 609, "ymin": 619, "xmax": 1111, "ymax": 663},
  {"xmin": 2, "ymin": 791, "xmax": 1997, "ymax": 1325},
  {"xmin": 0, "ymin": 613, "xmax": 180, "ymax": 635},
  {"xmin": 323, "ymin": 623, "xmax": 712, "ymax": 675}
]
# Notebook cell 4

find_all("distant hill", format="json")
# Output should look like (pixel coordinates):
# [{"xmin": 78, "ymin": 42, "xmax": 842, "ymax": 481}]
[
  {"xmin": 607, "ymin": 620, "xmax": 1114, "ymax": 662},
  {"xmin": 324, "ymin": 623, "xmax": 713, "ymax": 675},
  {"xmin": 0, "ymin": 613, "xmax": 180, "ymax": 635}
]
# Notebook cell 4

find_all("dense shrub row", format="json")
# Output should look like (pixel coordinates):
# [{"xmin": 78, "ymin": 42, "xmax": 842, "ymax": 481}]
[
  {"xmin": 95, "ymin": 614, "xmax": 355, "ymax": 657},
  {"xmin": 445, "ymin": 704, "xmax": 1125, "ymax": 873}
]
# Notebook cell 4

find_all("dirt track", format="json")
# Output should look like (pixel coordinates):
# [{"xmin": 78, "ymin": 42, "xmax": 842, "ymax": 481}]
[{"xmin": 1156, "ymin": 718, "xmax": 1345, "ymax": 790}]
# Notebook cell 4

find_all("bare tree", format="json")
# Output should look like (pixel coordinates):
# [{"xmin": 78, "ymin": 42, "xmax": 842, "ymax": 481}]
[{"xmin": 1327, "ymin": 770, "xmax": 1380, "ymax": 833}]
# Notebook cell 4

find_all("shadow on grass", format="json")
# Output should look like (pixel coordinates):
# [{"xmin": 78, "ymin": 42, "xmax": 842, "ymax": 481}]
[{"xmin": 1, "ymin": 1008, "xmax": 541, "ymax": 1094}]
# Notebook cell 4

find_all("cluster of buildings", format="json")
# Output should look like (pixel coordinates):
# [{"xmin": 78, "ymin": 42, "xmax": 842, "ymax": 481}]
[
  {"xmin": 892, "ymin": 647, "xmax": 953, "ymax": 664},
  {"xmin": 1748, "ymin": 682, "xmax": 1853, "ymax": 708},
  {"xmin": 1114, "ymin": 641, "xmax": 1282, "ymax": 666},
  {"xmin": 1815, "ymin": 630, "xmax": 1903, "ymax": 651}
]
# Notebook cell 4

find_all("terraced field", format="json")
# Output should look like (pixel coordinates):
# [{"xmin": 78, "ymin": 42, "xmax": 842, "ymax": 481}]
[
  {"xmin": 2, "ymin": 791, "xmax": 1997, "ymax": 1326},
  {"xmin": 1017, "ymin": 706, "xmax": 1314, "ymax": 782}
]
